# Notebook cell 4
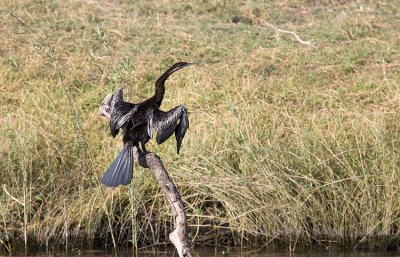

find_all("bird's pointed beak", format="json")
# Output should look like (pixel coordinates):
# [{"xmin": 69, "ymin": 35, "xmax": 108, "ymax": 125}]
[
  {"xmin": 171, "ymin": 61, "xmax": 202, "ymax": 73},
  {"xmin": 186, "ymin": 61, "xmax": 202, "ymax": 66}
]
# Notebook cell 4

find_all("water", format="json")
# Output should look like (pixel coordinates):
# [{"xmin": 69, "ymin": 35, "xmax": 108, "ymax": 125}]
[
  {"xmin": 6, "ymin": 246, "xmax": 399, "ymax": 257},
  {"xmin": 134, "ymin": 247, "xmax": 399, "ymax": 257}
]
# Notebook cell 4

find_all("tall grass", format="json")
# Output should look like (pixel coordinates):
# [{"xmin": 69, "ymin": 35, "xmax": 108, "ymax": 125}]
[{"xmin": 1, "ymin": 0, "xmax": 399, "ymax": 251}]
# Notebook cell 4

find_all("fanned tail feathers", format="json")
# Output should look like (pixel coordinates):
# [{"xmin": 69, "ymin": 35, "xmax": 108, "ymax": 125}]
[{"xmin": 101, "ymin": 146, "xmax": 133, "ymax": 187}]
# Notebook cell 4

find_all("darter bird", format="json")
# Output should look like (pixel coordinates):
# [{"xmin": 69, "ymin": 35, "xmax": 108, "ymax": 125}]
[{"xmin": 99, "ymin": 61, "xmax": 200, "ymax": 187}]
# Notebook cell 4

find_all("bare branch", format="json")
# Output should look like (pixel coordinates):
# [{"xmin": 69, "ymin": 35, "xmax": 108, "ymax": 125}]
[
  {"xmin": 140, "ymin": 151, "xmax": 192, "ymax": 257},
  {"xmin": 262, "ymin": 20, "xmax": 316, "ymax": 48},
  {"xmin": 2, "ymin": 185, "xmax": 24, "ymax": 207}
]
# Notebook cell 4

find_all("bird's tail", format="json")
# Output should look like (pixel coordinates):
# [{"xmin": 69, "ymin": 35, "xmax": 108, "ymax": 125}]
[{"xmin": 101, "ymin": 145, "xmax": 133, "ymax": 187}]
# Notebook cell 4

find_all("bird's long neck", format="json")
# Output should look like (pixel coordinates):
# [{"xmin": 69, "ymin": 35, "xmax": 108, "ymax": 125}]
[{"xmin": 152, "ymin": 66, "xmax": 177, "ymax": 107}]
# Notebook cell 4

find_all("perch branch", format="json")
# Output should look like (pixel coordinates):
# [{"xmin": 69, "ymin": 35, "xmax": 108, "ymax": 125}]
[{"xmin": 99, "ymin": 101, "xmax": 192, "ymax": 257}]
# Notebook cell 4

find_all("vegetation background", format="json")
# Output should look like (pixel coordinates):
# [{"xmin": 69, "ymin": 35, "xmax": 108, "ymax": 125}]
[{"xmin": 0, "ymin": 0, "xmax": 399, "ymax": 252}]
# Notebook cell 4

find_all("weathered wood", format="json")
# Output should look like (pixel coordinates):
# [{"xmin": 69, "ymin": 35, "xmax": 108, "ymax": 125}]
[
  {"xmin": 99, "ymin": 98, "xmax": 192, "ymax": 257},
  {"xmin": 134, "ymin": 149, "xmax": 192, "ymax": 257}
]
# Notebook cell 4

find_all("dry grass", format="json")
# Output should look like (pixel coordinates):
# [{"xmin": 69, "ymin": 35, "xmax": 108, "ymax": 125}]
[{"xmin": 0, "ymin": 0, "xmax": 400, "ymax": 251}]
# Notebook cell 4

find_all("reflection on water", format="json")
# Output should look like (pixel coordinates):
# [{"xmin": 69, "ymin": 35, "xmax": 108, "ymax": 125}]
[
  {"xmin": 6, "ymin": 246, "xmax": 400, "ymax": 257},
  {"xmin": 138, "ymin": 246, "xmax": 399, "ymax": 257}
]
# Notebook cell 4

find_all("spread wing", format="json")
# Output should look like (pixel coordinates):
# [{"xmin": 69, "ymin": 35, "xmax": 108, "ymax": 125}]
[
  {"xmin": 150, "ymin": 105, "xmax": 189, "ymax": 154},
  {"xmin": 109, "ymin": 88, "xmax": 138, "ymax": 138},
  {"xmin": 152, "ymin": 109, "xmax": 179, "ymax": 144},
  {"xmin": 110, "ymin": 101, "xmax": 138, "ymax": 137}
]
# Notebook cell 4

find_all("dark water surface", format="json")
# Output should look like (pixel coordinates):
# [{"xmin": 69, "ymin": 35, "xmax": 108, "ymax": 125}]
[{"xmin": 5, "ymin": 246, "xmax": 399, "ymax": 257}]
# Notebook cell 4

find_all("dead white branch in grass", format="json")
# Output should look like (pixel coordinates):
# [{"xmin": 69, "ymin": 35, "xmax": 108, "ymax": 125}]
[
  {"xmin": 2, "ymin": 185, "xmax": 24, "ymax": 207},
  {"xmin": 262, "ymin": 20, "xmax": 316, "ymax": 48}
]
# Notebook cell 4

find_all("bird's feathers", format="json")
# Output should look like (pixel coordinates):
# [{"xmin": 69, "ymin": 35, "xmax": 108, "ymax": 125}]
[
  {"xmin": 150, "ymin": 106, "xmax": 189, "ymax": 153},
  {"xmin": 101, "ymin": 62, "xmax": 197, "ymax": 187},
  {"xmin": 110, "ymin": 100, "xmax": 138, "ymax": 137},
  {"xmin": 175, "ymin": 111, "xmax": 189, "ymax": 154},
  {"xmin": 156, "ymin": 121, "xmax": 177, "ymax": 145},
  {"xmin": 101, "ymin": 145, "xmax": 134, "ymax": 187}
]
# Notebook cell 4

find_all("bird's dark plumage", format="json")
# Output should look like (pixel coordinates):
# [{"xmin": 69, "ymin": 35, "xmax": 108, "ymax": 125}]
[
  {"xmin": 101, "ymin": 143, "xmax": 134, "ymax": 187},
  {"xmin": 142, "ymin": 61, "xmax": 201, "ymax": 108},
  {"xmin": 151, "ymin": 104, "xmax": 189, "ymax": 154},
  {"xmin": 109, "ymin": 88, "xmax": 138, "ymax": 137},
  {"xmin": 100, "ymin": 61, "xmax": 199, "ymax": 187}
]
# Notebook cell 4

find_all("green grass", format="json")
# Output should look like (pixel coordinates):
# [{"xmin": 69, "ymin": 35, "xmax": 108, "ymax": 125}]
[{"xmin": 1, "ymin": 0, "xmax": 400, "ymax": 251}]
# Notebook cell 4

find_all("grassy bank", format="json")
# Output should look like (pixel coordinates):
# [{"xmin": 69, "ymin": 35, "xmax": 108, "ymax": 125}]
[{"xmin": 1, "ymin": 0, "xmax": 400, "ymax": 251}]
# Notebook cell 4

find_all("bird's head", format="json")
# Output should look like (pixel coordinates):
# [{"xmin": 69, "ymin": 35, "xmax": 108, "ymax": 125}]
[
  {"xmin": 99, "ymin": 93, "xmax": 113, "ymax": 119},
  {"xmin": 169, "ymin": 61, "xmax": 201, "ymax": 74}
]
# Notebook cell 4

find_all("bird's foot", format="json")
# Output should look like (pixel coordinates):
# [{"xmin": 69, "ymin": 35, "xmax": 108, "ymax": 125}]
[
  {"xmin": 140, "ymin": 143, "xmax": 148, "ymax": 154},
  {"xmin": 137, "ymin": 144, "xmax": 149, "ymax": 168}
]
